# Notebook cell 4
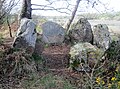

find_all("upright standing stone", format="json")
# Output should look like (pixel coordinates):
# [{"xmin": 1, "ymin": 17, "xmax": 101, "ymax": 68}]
[
  {"xmin": 41, "ymin": 21, "xmax": 65, "ymax": 44},
  {"xmin": 13, "ymin": 18, "xmax": 37, "ymax": 53},
  {"xmin": 93, "ymin": 24, "xmax": 111, "ymax": 51},
  {"xmin": 69, "ymin": 18, "xmax": 93, "ymax": 44}
]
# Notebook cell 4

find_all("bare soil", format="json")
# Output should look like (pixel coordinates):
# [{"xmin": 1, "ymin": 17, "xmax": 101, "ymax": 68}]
[{"xmin": 42, "ymin": 44, "xmax": 70, "ymax": 69}]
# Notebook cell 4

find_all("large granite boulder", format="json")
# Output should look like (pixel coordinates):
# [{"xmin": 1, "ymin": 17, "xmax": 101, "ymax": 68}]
[
  {"xmin": 69, "ymin": 42, "xmax": 103, "ymax": 71},
  {"xmin": 13, "ymin": 18, "xmax": 37, "ymax": 53},
  {"xmin": 41, "ymin": 21, "xmax": 65, "ymax": 44},
  {"xmin": 93, "ymin": 24, "xmax": 111, "ymax": 51},
  {"xmin": 69, "ymin": 18, "xmax": 93, "ymax": 44}
]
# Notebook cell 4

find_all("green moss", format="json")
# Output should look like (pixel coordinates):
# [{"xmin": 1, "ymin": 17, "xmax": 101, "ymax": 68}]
[{"xmin": 36, "ymin": 25, "xmax": 42, "ymax": 33}]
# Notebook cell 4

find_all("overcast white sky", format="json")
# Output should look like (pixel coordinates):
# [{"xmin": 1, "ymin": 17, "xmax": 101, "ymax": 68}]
[{"xmin": 14, "ymin": 0, "xmax": 120, "ymax": 16}]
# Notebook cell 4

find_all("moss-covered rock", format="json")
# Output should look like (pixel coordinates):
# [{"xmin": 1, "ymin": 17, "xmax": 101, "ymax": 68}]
[{"xmin": 69, "ymin": 42, "xmax": 103, "ymax": 71}]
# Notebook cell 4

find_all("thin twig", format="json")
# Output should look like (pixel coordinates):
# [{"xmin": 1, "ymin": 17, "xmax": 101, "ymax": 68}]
[{"xmin": 7, "ymin": 16, "xmax": 12, "ymax": 38}]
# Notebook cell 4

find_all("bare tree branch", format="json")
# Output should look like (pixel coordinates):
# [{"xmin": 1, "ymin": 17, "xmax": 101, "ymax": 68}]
[
  {"xmin": 32, "ymin": 8, "xmax": 70, "ymax": 15},
  {"xmin": 0, "ymin": 0, "xmax": 20, "ymax": 24},
  {"xmin": 65, "ymin": 0, "xmax": 81, "ymax": 31},
  {"xmin": 32, "ymin": 3, "xmax": 72, "ymax": 12},
  {"xmin": 7, "ymin": 16, "xmax": 12, "ymax": 37}
]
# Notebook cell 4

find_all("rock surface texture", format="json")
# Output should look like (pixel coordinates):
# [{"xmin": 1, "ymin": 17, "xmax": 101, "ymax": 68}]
[
  {"xmin": 41, "ymin": 21, "xmax": 65, "ymax": 44},
  {"xmin": 69, "ymin": 42, "xmax": 103, "ymax": 71},
  {"xmin": 93, "ymin": 24, "xmax": 111, "ymax": 51},
  {"xmin": 13, "ymin": 18, "xmax": 37, "ymax": 52},
  {"xmin": 69, "ymin": 18, "xmax": 93, "ymax": 44}
]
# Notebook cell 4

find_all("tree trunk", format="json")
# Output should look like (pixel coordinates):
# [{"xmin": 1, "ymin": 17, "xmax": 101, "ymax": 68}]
[
  {"xmin": 65, "ymin": 0, "xmax": 81, "ymax": 32},
  {"xmin": 20, "ymin": 0, "xmax": 32, "ymax": 19}
]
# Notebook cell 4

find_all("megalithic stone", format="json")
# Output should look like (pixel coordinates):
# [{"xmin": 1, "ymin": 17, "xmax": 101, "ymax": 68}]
[
  {"xmin": 68, "ymin": 18, "xmax": 93, "ymax": 44},
  {"xmin": 93, "ymin": 24, "xmax": 111, "ymax": 51},
  {"xmin": 13, "ymin": 18, "xmax": 37, "ymax": 53}
]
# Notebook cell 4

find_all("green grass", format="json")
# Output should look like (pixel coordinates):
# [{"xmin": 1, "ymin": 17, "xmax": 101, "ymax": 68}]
[{"xmin": 21, "ymin": 73, "xmax": 76, "ymax": 89}]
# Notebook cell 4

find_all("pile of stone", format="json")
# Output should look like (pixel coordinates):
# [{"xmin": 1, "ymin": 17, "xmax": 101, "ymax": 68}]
[
  {"xmin": 39, "ymin": 18, "xmax": 114, "ymax": 71},
  {"xmin": 68, "ymin": 18, "xmax": 112, "ymax": 71},
  {"xmin": 12, "ymin": 17, "xmax": 119, "ymax": 72}
]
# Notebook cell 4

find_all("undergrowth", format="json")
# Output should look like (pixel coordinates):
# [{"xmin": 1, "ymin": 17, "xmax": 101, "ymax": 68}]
[
  {"xmin": 0, "ymin": 46, "xmax": 76, "ymax": 89},
  {"xmin": 0, "ymin": 34, "xmax": 4, "ymax": 45}
]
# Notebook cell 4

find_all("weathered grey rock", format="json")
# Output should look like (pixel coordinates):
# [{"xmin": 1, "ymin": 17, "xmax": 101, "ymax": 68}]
[
  {"xmin": 93, "ymin": 24, "xmax": 111, "ymax": 51},
  {"xmin": 13, "ymin": 18, "xmax": 37, "ymax": 52},
  {"xmin": 69, "ymin": 42, "xmax": 103, "ymax": 71},
  {"xmin": 41, "ymin": 21, "xmax": 65, "ymax": 44},
  {"xmin": 69, "ymin": 18, "xmax": 93, "ymax": 44}
]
